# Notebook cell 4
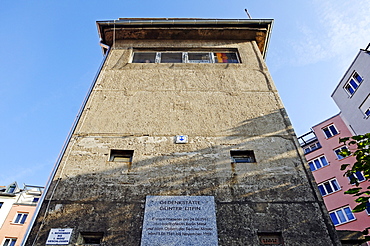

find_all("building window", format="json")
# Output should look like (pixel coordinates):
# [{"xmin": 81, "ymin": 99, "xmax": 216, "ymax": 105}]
[
  {"xmin": 32, "ymin": 197, "xmax": 40, "ymax": 203},
  {"xmin": 13, "ymin": 213, "xmax": 28, "ymax": 224},
  {"xmin": 318, "ymin": 178, "xmax": 341, "ymax": 196},
  {"xmin": 334, "ymin": 146, "xmax": 348, "ymax": 160},
  {"xmin": 2, "ymin": 238, "xmax": 16, "ymax": 246},
  {"xmin": 359, "ymin": 94, "xmax": 370, "ymax": 118},
  {"xmin": 329, "ymin": 206, "xmax": 355, "ymax": 226},
  {"xmin": 304, "ymin": 142, "xmax": 321, "ymax": 154},
  {"xmin": 78, "ymin": 232, "xmax": 104, "ymax": 245},
  {"xmin": 348, "ymin": 171, "xmax": 366, "ymax": 184},
  {"xmin": 344, "ymin": 71, "xmax": 363, "ymax": 95},
  {"xmin": 365, "ymin": 108, "xmax": 370, "ymax": 118},
  {"xmin": 230, "ymin": 150, "xmax": 256, "ymax": 163},
  {"xmin": 132, "ymin": 51, "xmax": 240, "ymax": 63},
  {"xmin": 0, "ymin": 202, "xmax": 3, "ymax": 209},
  {"xmin": 322, "ymin": 124, "xmax": 339, "ymax": 138},
  {"xmin": 308, "ymin": 155, "xmax": 329, "ymax": 171},
  {"xmin": 366, "ymin": 201, "xmax": 370, "ymax": 215},
  {"xmin": 7, "ymin": 184, "xmax": 16, "ymax": 193},
  {"xmin": 109, "ymin": 150, "xmax": 134, "ymax": 162}
]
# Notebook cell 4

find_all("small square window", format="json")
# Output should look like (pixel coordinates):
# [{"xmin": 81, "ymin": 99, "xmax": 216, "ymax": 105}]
[
  {"xmin": 32, "ymin": 197, "xmax": 40, "ymax": 203},
  {"xmin": 0, "ymin": 202, "xmax": 3, "ymax": 209},
  {"xmin": 230, "ymin": 150, "xmax": 256, "ymax": 163},
  {"xmin": 2, "ymin": 238, "xmax": 16, "ymax": 246},
  {"xmin": 78, "ymin": 232, "xmax": 104, "ymax": 245},
  {"xmin": 109, "ymin": 150, "xmax": 134, "ymax": 162},
  {"xmin": 13, "ymin": 213, "xmax": 28, "ymax": 224}
]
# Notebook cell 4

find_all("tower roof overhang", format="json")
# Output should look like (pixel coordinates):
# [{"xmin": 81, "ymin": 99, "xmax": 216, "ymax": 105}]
[{"xmin": 96, "ymin": 18, "xmax": 273, "ymax": 59}]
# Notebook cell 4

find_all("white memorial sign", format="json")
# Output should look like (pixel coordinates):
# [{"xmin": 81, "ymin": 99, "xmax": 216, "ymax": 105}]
[
  {"xmin": 141, "ymin": 196, "xmax": 218, "ymax": 246},
  {"xmin": 46, "ymin": 228, "xmax": 73, "ymax": 245}
]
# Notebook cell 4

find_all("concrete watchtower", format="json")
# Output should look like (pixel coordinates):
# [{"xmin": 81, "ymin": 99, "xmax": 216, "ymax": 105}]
[{"xmin": 24, "ymin": 18, "xmax": 340, "ymax": 245}]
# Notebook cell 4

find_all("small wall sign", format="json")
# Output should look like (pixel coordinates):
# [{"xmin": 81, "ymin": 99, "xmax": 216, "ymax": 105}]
[
  {"xmin": 46, "ymin": 228, "xmax": 73, "ymax": 245},
  {"xmin": 175, "ymin": 135, "xmax": 188, "ymax": 144}
]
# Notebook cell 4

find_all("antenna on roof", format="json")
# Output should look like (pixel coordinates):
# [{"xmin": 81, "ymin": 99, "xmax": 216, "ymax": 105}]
[
  {"xmin": 244, "ymin": 9, "xmax": 252, "ymax": 19},
  {"xmin": 366, "ymin": 43, "xmax": 370, "ymax": 51}
]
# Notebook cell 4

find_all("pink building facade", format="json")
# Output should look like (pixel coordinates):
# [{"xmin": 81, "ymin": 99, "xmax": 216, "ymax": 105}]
[
  {"xmin": 0, "ymin": 185, "xmax": 43, "ymax": 246},
  {"xmin": 299, "ymin": 114, "xmax": 369, "ymax": 241}
]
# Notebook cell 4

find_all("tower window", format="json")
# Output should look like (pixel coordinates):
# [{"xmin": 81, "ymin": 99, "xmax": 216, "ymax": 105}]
[
  {"xmin": 132, "ymin": 50, "xmax": 240, "ymax": 63},
  {"xmin": 318, "ymin": 178, "xmax": 341, "ymax": 196},
  {"xmin": 230, "ymin": 150, "xmax": 256, "ymax": 163},
  {"xmin": 109, "ymin": 150, "xmax": 134, "ymax": 162},
  {"xmin": 78, "ymin": 232, "xmax": 104, "ymax": 245}
]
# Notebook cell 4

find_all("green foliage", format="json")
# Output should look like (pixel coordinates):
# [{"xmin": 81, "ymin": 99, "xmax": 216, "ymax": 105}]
[{"xmin": 339, "ymin": 133, "xmax": 370, "ymax": 242}]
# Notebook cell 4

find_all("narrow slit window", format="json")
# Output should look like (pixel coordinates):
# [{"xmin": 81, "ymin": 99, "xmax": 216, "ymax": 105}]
[
  {"xmin": 230, "ymin": 150, "xmax": 256, "ymax": 163},
  {"xmin": 109, "ymin": 150, "xmax": 134, "ymax": 162},
  {"xmin": 132, "ymin": 50, "xmax": 240, "ymax": 63}
]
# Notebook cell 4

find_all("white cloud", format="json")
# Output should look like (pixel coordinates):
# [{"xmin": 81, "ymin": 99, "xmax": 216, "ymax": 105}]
[{"xmin": 292, "ymin": 0, "xmax": 370, "ymax": 67}]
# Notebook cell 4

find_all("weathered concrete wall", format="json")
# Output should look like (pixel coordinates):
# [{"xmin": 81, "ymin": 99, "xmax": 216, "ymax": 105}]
[{"xmin": 26, "ymin": 39, "xmax": 340, "ymax": 245}]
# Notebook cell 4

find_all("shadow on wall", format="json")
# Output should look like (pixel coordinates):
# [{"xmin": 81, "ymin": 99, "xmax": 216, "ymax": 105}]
[{"xmin": 26, "ymin": 109, "xmax": 330, "ymax": 246}]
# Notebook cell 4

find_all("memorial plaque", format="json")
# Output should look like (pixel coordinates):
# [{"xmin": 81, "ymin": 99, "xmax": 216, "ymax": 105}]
[
  {"xmin": 46, "ymin": 228, "xmax": 73, "ymax": 245},
  {"xmin": 141, "ymin": 196, "xmax": 218, "ymax": 246}
]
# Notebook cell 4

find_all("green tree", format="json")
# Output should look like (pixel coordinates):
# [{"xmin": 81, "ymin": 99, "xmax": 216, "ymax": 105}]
[{"xmin": 339, "ymin": 133, "xmax": 370, "ymax": 242}]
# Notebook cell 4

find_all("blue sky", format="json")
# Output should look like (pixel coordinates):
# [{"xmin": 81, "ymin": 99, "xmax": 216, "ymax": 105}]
[{"xmin": 1, "ymin": 0, "xmax": 369, "ymax": 187}]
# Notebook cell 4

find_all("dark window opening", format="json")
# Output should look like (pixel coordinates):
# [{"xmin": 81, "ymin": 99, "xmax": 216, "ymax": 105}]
[
  {"xmin": 230, "ymin": 150, "xmax": 256, "ymax": 163},
  {"xmin": 79, "ymin": 232, "xmax": 104, "ymax": 245},
  {"xmin": 109, "ymin": 149, "xmax": 134, "ymax": 162}
]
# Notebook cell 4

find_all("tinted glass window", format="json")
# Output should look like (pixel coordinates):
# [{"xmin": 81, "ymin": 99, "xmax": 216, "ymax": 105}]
[
  {"xmin": 161, "ymin": 53, "xmax": 183, "ymax": 63},
  {"xmin": 188, "ymin": 53, "xmax": 211, "ymax": 63},
  {"xmin": 133, "ymin": 53, "xmax": 156, "ymax": 63},
  {"xmin": 215, "ymin": 53, "xmax": 239, "ymax": 63}
]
